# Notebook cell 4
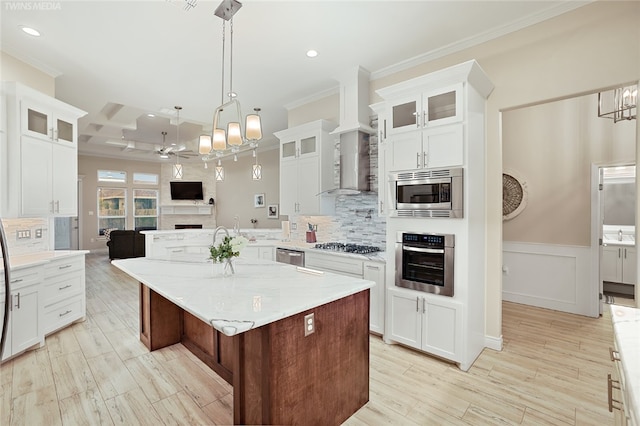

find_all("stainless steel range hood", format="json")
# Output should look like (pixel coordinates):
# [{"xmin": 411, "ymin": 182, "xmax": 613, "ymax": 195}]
[{"xmin": 325, "ymin": 66, "xmax": 374, "ymax": 195}]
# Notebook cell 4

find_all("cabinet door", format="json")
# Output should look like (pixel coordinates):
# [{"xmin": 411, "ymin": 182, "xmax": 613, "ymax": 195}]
[
  {"xmin": 296, "ymin": 156, "xmax": 320, "ymax": 214},
  {"xmin": 279, "ymin": 161, "xmax": 298, "ymax": 216},
  {"xmin": 53, "ymin": 111, "xmax": 76, "ymax": 146},
  {"xmin": 388, "ymin": 288, "xmax": 421, "ymax": 349},
  {"xmin": 622, "ymin": 247, "xmax": 636, "ymax": 285},
  {"xmin": 281, "ymin": 139, "xmax": 297, "ymax": 163},
  {"xmin": 0, "ymin": 297, "xmax": 10, "ymax": 360},
  {"xmin": 377, "ymin": 130, "xmax": 389, "ymax": 216},
  {"xmin": 423, "ymin": 84, "xmax": 464, "ymax": 127},
  {"xmin": 388, "ymin": 132, "xmax": 422, "ymax": 172},
  {"xmin": 388, "ymin": 96, "xmax": 420, "ymax": 135},
  {"xmin": 364, "ymin": 262, "xmax": 385, "ymax": 334},
  {"xmin": 21, "ymin": 135, "xmax": 53, "ymax": 216},
  {"xmin": 422, "ymin": 299, "xmax": 462, "ymax": 361},
  {"xmin": 11, "ymin": 285, "xmax": 40, "ymax": 355},
  {"xmin": 602, "ymin": 246, "xmax": 623, "ymax": 282},
  {"xmin": 423, "ymin": 123, "xmax": 464, "ymax": 169},
  {"xmin": 258, "ymin": 246, "xmax": 274, "ymax": 261},
  {"xmin": 21, "ymin": 101, "xmax": 52, "ymax": 141},
  {"xmin": 52, "ymin": 144, "xmax": 77, "ymax": 216},
  {"xmin": 298, "ymin": 135, "xmax": 318, "ymax": 159}
]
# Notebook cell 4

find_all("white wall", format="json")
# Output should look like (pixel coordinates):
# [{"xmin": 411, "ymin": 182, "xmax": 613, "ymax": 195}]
[{"xmin": 1, "ymin": 51, "xmax": 54, "ymax": 96}]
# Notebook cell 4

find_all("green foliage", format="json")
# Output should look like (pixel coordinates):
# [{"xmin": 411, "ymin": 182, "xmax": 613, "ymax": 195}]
[{"xmin": 209, "ymin": 236, "xmax": 240, "ymax": 263}]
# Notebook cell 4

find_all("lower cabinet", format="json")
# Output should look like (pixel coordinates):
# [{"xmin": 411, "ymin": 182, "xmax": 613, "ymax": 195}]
[
  {"xmin": 43, "ymin": 256, "xmax": 86, "ymax": 335},
  {"xmin": 609, "ymin": 341, "xmax": 632, "ymax": 425},
  {"xmin": 602, "ymin": 245, "xmax": 636, "ymax": 285},
  {"xmin": 387, "ymin": 286, "xmax": 462, "ymax": 362},
  {"xmin": 363, "ymin": 261, "xmax": 385, "ymax": 335},
  {"xmin": 241, "ymin": 246, "xmax": 275, "ymax": 261},
  {"xmin": 1, "ymin": 266, "xmax": 43, "ymax": 361}
]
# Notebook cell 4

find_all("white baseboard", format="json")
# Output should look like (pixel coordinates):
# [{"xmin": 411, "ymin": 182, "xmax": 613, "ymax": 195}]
[{"xmin": 484, "ymin": 335, "xmax": 503, "ymax": 351}]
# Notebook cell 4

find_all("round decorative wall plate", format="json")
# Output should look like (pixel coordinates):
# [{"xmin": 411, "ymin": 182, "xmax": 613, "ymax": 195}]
[{"xmin": 502, "ymin": 171, "xmax": 528, "ymax": 221}]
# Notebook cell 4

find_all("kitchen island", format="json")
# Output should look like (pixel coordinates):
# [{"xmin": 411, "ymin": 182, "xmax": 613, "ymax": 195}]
[{"xmin": 112, "ymin": 257, "xmax": 373, "ymax": 425}]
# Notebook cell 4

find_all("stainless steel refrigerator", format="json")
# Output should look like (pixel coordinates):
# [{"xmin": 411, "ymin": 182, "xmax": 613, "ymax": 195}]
[{"xmin": 0, "ymin": 218, "xmax": 12, "ymax": 358}]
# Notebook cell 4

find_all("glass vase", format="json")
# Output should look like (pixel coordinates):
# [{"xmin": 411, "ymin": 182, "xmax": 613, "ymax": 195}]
[{"xmin": 223, "ymin": 258, "xmax": 235, "ymax": 277}]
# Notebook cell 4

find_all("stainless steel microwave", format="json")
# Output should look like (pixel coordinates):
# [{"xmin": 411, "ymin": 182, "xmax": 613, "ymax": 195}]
[{"xmin": 389, "ymin": 167, "xmax": 463, "ymax": 218}]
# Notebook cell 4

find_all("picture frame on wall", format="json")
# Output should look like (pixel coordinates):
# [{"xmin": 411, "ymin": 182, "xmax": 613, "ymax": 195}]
[
  {"xmin": 267, "ymin": 204, "xmax": 279, "ymax": 218},
  {"xmin": 254, "ymin": 193, "xmax": 265, "ymax": 208}
]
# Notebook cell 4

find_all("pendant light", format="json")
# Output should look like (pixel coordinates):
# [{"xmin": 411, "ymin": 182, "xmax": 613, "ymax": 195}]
[
  {"xmin": 598, "ymin": 84, "xmax": 637, "ymax": 123},
  {"xmin": 172, "ymin": 106, "xmax": 184, "ymax": 179},
  {"xmin": 252, "ymin": 149, "xmax": 262, "ymax": 180},
  {"xmin": 215, "ymin": 159, "xmax": 225, "ymax": 181}
]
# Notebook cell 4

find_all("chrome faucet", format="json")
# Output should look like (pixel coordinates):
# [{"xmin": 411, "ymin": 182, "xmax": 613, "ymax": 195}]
[
  {"xmin": 233, "ymin": 215, "xmax": 240, "ymax": 236},
  {"xmin": 619, "ymin": 229, "xmax": 623, "ymax": 241},
  {"xmin": 213, "ymin": 226, "xmax": 229, "ymax": 246}
]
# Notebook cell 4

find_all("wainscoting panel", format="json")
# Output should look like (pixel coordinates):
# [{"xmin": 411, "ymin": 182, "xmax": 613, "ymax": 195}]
[{"xmin": 502, "ymin": 242, "xmax": 596, "ymax": 317}]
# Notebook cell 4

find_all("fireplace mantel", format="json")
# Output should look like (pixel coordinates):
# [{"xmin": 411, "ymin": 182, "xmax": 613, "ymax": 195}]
[{"xmin": 160, "ymin": 205, "xmax": 213, "ymax": 215}]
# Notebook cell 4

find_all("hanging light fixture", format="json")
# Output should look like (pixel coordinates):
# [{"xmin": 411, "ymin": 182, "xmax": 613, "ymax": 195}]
[
  {"xmin": 172, "ymin": 106, "xmax": 184, "ymax": 179},
  {"xmin": 201, "ymin": 0, "xmax": 263, "ymax": 168},
  {"xmin": 215, "ymin": 159, "xmax": 225, "ymax": 181},
  {"xmin": 598, "ymin": 84, "xmax": 637, "ymax": 123},
  {"xmin": 252, "ymin": 149, "xmax": 262, "ymax": 180}
]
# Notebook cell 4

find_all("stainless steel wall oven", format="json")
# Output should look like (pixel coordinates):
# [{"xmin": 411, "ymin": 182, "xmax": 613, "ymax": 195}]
[{"xmin": 395, "ymin": 232, "xmax": 455, "ymax": 296}]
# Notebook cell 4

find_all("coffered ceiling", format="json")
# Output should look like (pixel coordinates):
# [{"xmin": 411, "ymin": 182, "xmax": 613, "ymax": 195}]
[{"xmin": 1, "ymin": 0, "xmax": 588, "ymax": 163}]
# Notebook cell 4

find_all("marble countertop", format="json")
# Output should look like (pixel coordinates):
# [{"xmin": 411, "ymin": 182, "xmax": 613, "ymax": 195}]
[
  {"xmin": 610, "ymin": 304, "xmax": 640, "ymax": 425},
  {"xmin": 111, "ymin": 257, "xmax": 374, "ymax": 337},
  {"xmin": 2, "ymin": 250, "xmax": 89, "ymax": 272}
]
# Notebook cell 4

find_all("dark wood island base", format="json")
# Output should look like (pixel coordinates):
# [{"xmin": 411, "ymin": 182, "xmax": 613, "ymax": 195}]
[{"xmin": 139, "ymin": 283, "xmax": 370, "ymax": 425}]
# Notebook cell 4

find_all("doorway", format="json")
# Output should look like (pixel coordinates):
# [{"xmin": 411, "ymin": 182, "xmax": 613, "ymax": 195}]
[{"xmin": 596, "ymin": 164, "xmax": 636, "ymax": 312}]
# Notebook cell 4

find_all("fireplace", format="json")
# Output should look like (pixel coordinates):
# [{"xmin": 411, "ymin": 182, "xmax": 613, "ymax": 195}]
[{"xmin": 175, "ymin": 224, "xmax": 203, "ymax": 229}]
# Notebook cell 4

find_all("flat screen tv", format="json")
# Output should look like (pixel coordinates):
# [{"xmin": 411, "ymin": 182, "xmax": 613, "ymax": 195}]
[{"xmin": 170, "ymin": 181, "xmax": 204, "ymax": 200}]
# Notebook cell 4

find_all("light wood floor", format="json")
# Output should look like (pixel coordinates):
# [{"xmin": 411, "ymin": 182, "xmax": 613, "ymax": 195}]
[{"xmin": 0, "ymin": 252, "xmax": 620, "ymax": 425}]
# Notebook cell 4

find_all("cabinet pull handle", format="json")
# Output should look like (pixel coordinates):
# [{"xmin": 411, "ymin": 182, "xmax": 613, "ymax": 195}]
[
  {"xmin": 59, "ymin": 264, "xmax": 72, "ymax": 270},
  {"xmin": 58, "ymin": 284, "xmax": 72, "ymax": 290},
  {"xmin": 10, "ymin": 278, "xmax": 23, "ymax": 284},
  {"xmin": 422, "ymin": 297, "xmax": 426, "ymax": 314},
  {"xmin": 423, "ymin": 152, "xmax": 427, "ymax": 168},
  {"xmin": 50, "ymin": 201, "xmax": 55, "ymax": 213},
  {"xmin": 54, "ymin": 129, "xmax": 59, "ymax": 141},
  {"xmin": 15, "ymin": 293, "xmax": 20, "ymax": 309},
  {"xmin": 416, "ymin": 296, "xmax": 420, "ymax": 312},
  {"xmin": 607, "ymin": 373, "xmax": 622, "ymax": 412},
  {"xmin": 624, "ymin": 248, "xmax": 627, "ymax": 259},
  {"xmin": 383, "ymin": 119, "xmax": 387, "ymax": 139},
  {"xmin": 49, "ymin": 127, "xmax": 54, "ymax": 140},
  {"xmin": 55, "ymin": 200, "xmax": 60, "ymax": 213},
  {"xmin": 618, "ymin": 248, "xmax": 621, "ymax": 258},
  {"xmin": 365, "ymin": 265, "xmax": 379, "ymax": 270},
  {"xmin": 379, "ymin": 200, "xmax": 383, "ymax": 213},
  {"xmin": 416, "ymin": 152, "xmax": 421, "ymax": 168},
  {"xmin": 59, "ymin": 310, "xmax": 72, "ymax": 317},
  {"xmin": 609, "ymin": 347, "xmax": 621, "ymax": 362}
]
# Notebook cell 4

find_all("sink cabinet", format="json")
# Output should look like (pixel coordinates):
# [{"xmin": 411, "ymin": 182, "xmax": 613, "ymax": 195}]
[
  {"xmin": 275, "ymin": 120, "xmax": 337, "ymax": 216},
  {"xmin": 602, "ymin": 245, "xmax": 636, "ymax": 285},
  {"xmin": 0, "ymin": 82, "xmax": 86, "ymax": 218}
]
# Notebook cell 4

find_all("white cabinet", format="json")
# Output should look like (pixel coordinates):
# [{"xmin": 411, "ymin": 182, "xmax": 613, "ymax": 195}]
[
  {"xmin": 363, "ymin": 261, "xmax": 385, "ymax": 335},
  {"xmin": 275, "ymin": 120, "xmax": 337, "ymax": 216},
  {"xmin": 388, "ymin": 123, "xmax": 463, "ymax": 172},
  {"xmin": 241, "ymin": 245, "xmax": 275, "ymax": 262},
  {"xmin": 1, "ymin": 265, "xmax": 43, "ymax": 361},
  {"xmin": 387, "ymin": 83, "xmax": 463, "ymax": 136},
  {"xmin": 0, "ymin": 82, "xmax": 85, "ymax": 218},
  {"xmin": 21, "ymin": 97, "xmax": 78, "ymax": 146},
  {"xmin": 387, "ymin": 287, "xmax": 463, "ymax": 363},
  {"xmin": 602, "ymin": 245, "xmax": 636, "ymax": 285},
  {"xmin": 371, "ymin": 102, "xmax": 389, "ymax": 216},
  {"xmin": 42, "ymin": 256, "xmax": 86, "ymax": 335}
]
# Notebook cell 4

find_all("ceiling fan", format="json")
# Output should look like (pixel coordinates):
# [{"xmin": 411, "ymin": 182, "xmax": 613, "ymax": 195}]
[{"xmin": 154, "ymin": 131, "xmax": 198, "ymax": 159}]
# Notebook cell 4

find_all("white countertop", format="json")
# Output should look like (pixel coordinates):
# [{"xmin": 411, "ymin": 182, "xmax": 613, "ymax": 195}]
[
  {"xmin": 111, "ymin": 257, "xmax": 374, "ymax": 337},
  {"xmin": 610, "ymin": 304, "xmax": 640, "ymax": 425},
  {"xmin": 3, "ymin": 250, "xmax": 89, "ymax": 271}
]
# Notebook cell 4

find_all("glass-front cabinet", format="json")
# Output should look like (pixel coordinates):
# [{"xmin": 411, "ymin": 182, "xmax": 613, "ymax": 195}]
[
  {"xmin": 21, "ymin": 100, "xmax": 77, "ymax": 145},
  {"xmin": 388, "ymin": 83, "xmax": 463, "ymax": 135},
  {"xmin": 280, "ymin": 135, "xmax": 317, "ymax": 162}
]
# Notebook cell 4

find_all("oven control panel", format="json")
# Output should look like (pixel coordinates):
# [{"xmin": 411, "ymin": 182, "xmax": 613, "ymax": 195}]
[{"xmin": 399, "ymin": 232, "xmax": 454, "ymax": 248}]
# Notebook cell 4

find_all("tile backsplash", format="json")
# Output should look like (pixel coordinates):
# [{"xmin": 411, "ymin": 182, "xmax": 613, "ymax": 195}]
[
  {"xmin": 1, "ymin": 217, "xmax": 50, "ymax": 256},
  {"xmin": 290, "ymin": 193, "xmax": 386, "ymax": 248}
]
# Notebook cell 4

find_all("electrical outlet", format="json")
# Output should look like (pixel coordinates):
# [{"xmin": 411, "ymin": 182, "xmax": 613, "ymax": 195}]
[
  {"xmin": 16, "ymin": 230, "xmax": 31, "ymax": 239},
  {"xmin": 304, "ymin": 313, "xmax": 315, "ymax": 336},
  {"xmin": 291, "ymin": 222, "xmax": 297, "ymax": 231},
  {"xmin": 35, "ymin": 228, "xmax": 42, "ymax": 238}
]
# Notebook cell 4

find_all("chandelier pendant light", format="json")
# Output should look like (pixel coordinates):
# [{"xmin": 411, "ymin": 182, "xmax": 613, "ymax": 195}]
[
  {"xmin": 201, "ymin": 0, "xmax": 263, "ymax": 165},
  {"xmin": 598, "ymin": 84, "xmax": 637, "ymax": 123},
  {"xmin": 215, "ymin": 159, "xmax": 225, "ymax": 181},
  {"xmin": 172, "ymin": 106, "xmax": 184, "ymax": 179},
  {"xmin": 252, "ymin": 148, "xmax": 262, "ymax": 180}
]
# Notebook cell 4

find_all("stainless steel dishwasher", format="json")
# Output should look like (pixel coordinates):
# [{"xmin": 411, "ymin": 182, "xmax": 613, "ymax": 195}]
[{"xmin": 275, "ymin": 247, "xmax": 305, "ymax": 266}]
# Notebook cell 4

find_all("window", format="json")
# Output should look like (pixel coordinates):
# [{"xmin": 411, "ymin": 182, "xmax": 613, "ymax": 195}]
[
  {"xmin": 133, "ymin": 172, "xmax": 158, "ymax": 185},
  {"xmin": 98, "ymin": 188, "xmax": 126, "ymax": 235},
  {"xmin": 133, "ymin": 188, "xmax": 158, "ymax": 230},
  {"xmin": 98, "ymin": 170, "xmax": 126, "ymax": 183}
]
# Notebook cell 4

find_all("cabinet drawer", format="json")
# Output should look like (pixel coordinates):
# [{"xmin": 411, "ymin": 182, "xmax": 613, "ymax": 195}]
[
  {"xmin": 42, "ymin": 271, "xmax": 83, "ymax": 306},
  {"xmin": 8, "ymin": 266, "xmax": 43, "ymax": 290},
  {"xmin": 43, "ymin": 296, "xmax": 84, "ymax": 335},
  {"xmin": 305, "ymin": 252, "xmax": 363, "ymax": 277},
  {"xmin": 45, "ymin": 256, "xmax": 83, "ymax": 278}
]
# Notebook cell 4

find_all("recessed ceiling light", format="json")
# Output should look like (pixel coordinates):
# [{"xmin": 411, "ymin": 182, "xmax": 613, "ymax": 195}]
[
  {"xmin": 147, "ymin": 113, "xmax": 155, "ymax": 118},
  {"xmin": 306, "ymin": 50, "xmax": 318, "ymax": 58},
  {"xmin": 20, "ymin": 26, "xmax": 41, "ymax": 37}
]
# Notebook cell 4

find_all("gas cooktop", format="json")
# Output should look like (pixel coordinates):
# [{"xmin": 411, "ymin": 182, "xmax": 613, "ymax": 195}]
[{"xmin": 314, "ymin": 242, "xmax": 381, "ymax": 254}]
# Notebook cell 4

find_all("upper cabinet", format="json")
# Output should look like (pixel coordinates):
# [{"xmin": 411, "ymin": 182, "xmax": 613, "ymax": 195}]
[
  {"xmin": 274, "ymin": 120, "xmax": 337, "ymax": 216},
  {"xmin": 1, "ymin": 82, "xmax": 86, "ymax": 218},
  {"xmin": 388, "ymin": 84, "xmax": 464, "ymax": 135}
]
